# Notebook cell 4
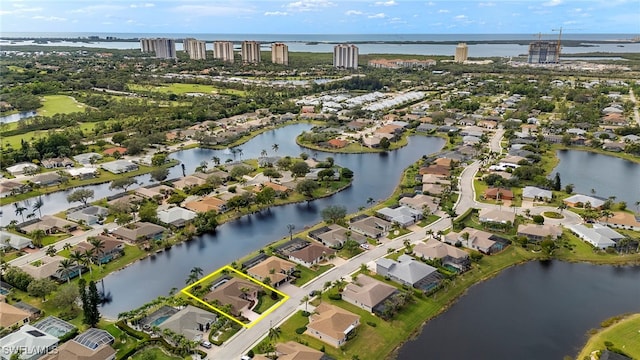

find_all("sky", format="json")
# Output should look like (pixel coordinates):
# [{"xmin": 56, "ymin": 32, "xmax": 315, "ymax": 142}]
[{"xmin": 1, "ymin": 0, "xmax": 639, "ymax": 34}]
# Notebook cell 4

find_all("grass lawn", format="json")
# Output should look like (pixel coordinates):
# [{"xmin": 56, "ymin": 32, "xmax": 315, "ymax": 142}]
[
  {"xmin": 38, "ymin": 95, "xmax": 89, "ymax": 116},
  {"xmin": 576, "ymin": 313, "xmax": 640, "ymax": 360},
  {"xmin": 294, "ymin": 264, "xmax": 333, "ymax": 286},
  {"xmin": 130, "ymin": 347, "xmax": 183, "ymax": 360},
  {"xmin": 103, "ymin": 323, "xmax": 141, "ymax": 358},
  {"xmin": 41, "ymin": 233, "xmax": 71, "ymax": 246},
  {"xmin": 543, "ymin": 211, "xmax": 563, "ymax": 219},
  {"xmin": 128, "ymin": 83, "xmax": 247, "ymax": 97},
  {"xmin": 554, "ymin": 231, "xmax": 640, "ymax": 265},
  {"xmin": 7, "ymin": 65, "xmax": 26, "ymax": 72},
  {"xmin": 387, "ymin": 228, "xmax": 412, "ymax": 239},
  {"xmin": 254, "ymin": 293, "xmax": 283, "ymax": 314},
  {"xmin": 417, "ymin": 215, "xmax": 440, "ymax": 227}
]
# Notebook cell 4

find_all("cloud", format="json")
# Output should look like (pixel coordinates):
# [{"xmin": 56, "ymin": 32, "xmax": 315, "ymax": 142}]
[
  {"xmin": 285, "ymin": 0, "xmax": 335, "ymax": 12},
  {"xmin": 543, "ymin": 0, "xmax": 563, "ymax": 6},
  {"xmin": 264, "ymin": 11, "xmax": 289, "ymax": 16},
  {"xmin": 455, "ymin": 14, "xmax": 467, "ymax": 19},
  {"xmin": 388, "ymin": 17, "xmax": 406, "ymax": 24},
  {"xmin": 70, "ymin": 5, "xmax": 126, "ymax": 14},
  {"xmin": 0, "ymin": 6, "xmax": 42, "ymax": 15},
  {"xmin": 345, "ymin": 10, "xmax": 363, "ymax": 15},
  {"xmin": 375, "ymin": 0, "xmax": 397, "ymax": 6},
  {"xmin": 426, "ymin": 2, "xmax": 435, "ymax": 6},
  {"xmin": 438, "ymin": 9, "xmax": 449, "ymax": 13},
  {"xmin": 368, "ymin": 12, "xmax": 386, "ymax": 18},
  {"xmin": 32, "ymin": 15, "xmax": 66, "ymax": 21},
  {"xmin": 563, "ymin": 20, "xmax": 579, "ymax": 25},
  {"xmin": 130, "ymin": 3, "xmax": 155, "ymax": 8},
  {"xmin": 172, "ymin": 5, "xmax": 255, "ymax": 16},
  {"xmin": 478, "ymin": 2, "xmax": 495, "ymax": 6}
]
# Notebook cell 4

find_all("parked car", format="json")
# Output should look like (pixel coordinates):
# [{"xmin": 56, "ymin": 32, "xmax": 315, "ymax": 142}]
[
  {"xmin": 360, "ymin": 243, "xmax": 370, "ymax": 250},
  {"xmin": 201, "ymin": 341, "xmax": 212, "ymax": 349}
]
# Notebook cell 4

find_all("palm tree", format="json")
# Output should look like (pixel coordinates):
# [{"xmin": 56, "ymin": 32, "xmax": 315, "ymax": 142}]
[
  {"xmin": 268, "ymin": 326, "xmax": 281, "ymax": 345},
  {"xmin": 70, "ymin": 250, "xmax": 86, "ymax": 278},
  {"xmin": 185, "ymin": 273, "xmax": 199, "ymax": 285},
  {"xmin": 29, "ymin": 229, "xmax": 46, "ymax": 248},
  {"xmin": 287, "ymin": 224, "xmax": 295, "ymax": 241},
  {"xmin": 190, "ymin": 267, "xmax": 204, "ymax": 279},
  {"xmin": 212, "ymin": 156, "xmax": 220, "ymax": 166},
  {"xmin": 58, "ymin": 259, "xmax": 75, "ymax": 283},
  {"xmin": 88, "ymin": 237, "xmax": 105, "ymax": 265},
  {"xmin": 83, "ymin": 249, "xmax": 95, "ymax": 275},
  {"xmin": 63, "ymin": 242, "xmax": 73, "ymax": 252},
  {"xmin": 272, "ymin": 143, "xmax": 279, "ymax": 153},
  {"xmin": 237, "ymin": 148, "xmax": 243, "ymax": 159},
  {"xmin": 45, "ymin": 246, "xmax": 57, "ymax": 257},
  {"xmin": 33, "ymin": 197, "xmax": 44, "ymax": 218},
  {"xmin": 300, "ymin": 295, "xmax": 310, "ymax": 312},
  {"xmin": 557, "ymin": 203, "xmax": 568, "ymax": 213},
  {"xmin": 13, "ymin": 203, "xmax": 27, "ymax": 223},
  {"xmin": 260, "ymin": 149, "xmax": 268, "ymax": 158}
]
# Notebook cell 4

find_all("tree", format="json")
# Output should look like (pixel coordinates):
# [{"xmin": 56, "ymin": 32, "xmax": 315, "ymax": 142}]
[
  {"xmin": 67, "ymin": 189, "xmax": 94, "ymax": 205},
  {"xmin": 557, "ymin": 203, "xmax": 568, "ymax": 213},
  {"xmin": 33, "ymin": 197, "xmax": 44, "ymax": 218},
  {"xmin": 287, "ymin": 224, "xmax": 295, "ymax": 241},
  {"xmin": 379, "ymin": 137, "xmax": 391, "ymax": 150},
  {"xmin": 212, "ymin": 156, "xmax": 220, "ymax": 166},
  {"xmin": 111, "ymin": 132, "xmax": 127, "ymax": 145},
  {"xmin": 296, "ymin": 179, "xmax": 319, "ymax": 198},
  {"xmin": 340, "ymin": 167, "xmax": 354, "ymax": 179},
  {"xmin": 110, "ymin": 177, "xmax": 137, "ymax": 192},
  {"xmin": 13, "ymin": 203, "xmax": 27, "ymax": 223},
  {"xmin": 317, "ymin": 168, "xmax": 335, "ymax": 182},
  {"xmin": 45, "ymin": 245, "xmax": 57, "ymax": 257},
  {"xmin": 532, "ymin": 215, "xmax": 545, "ymax": 225},
  {"xmin": 84, "ymin": 280, "xmax": 101, "ymax": 327},
  {"xmin": 553, "ymin": 172, "xmax": 561, "ymax": 191},
  {"xmin": 256, "ymin": 186, "xmax": 276, "ymax": 207},
  {"xmin": 69, "ymin": 250, "xmax": 86, "ymax": 278},
  {"xmin": 151, "ymin": 153, "xmax": 168, "ymax": 166},
  {"xmin": 300, "ymin": 295, "xmax": 310, "ymax": 312},
  {"xmin": 51, "ymin": 283, "xmax": 79, "ymax": 317},
  {"xmin": 138, "ymin": 201, "xmax": 158, "ymax": 223},
  {"xmin": 272, "ymin": 143, "xmax": 279, "ymax": 153},
  {"xmin": 29, "ymin": 229, "xmax": 46, "ymax": 248},
  {"xmin": 290, "ymin": 161, "xmax": 310, "ymax": 177},
  {"xmin": 321, "ymin": 205, "xmax": 347, "ymax": 224},
  {"xmin": 193, "ymin": 210, "xmax": 218, "ymax": 235},
  {"xmin": 343, "ymin": 239, "xmax": 360, "ymax": 257},
  {"xmin": 263, "ymin": 168, "xmax": 282, "ymax": 181},
  {"xmin": 58, "ymin": 258, "xmax": 75, "ymax": 283},
  {"xmin": 150, "ymin": 168, "xmax": 169, "ymax": 182},
  {"xmin": 27, "ymin": 278, "xmax": 56, "ymax": 301},
  {"xmin": 564, "ymin": 184, "xmax": 574, "ymax": 194},
  {"xmin": 261, "ymin": 149, "xmax": 268, "ymax": 158}
]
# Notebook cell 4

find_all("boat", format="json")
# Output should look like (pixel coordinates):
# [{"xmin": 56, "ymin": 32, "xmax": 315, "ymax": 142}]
[{"xmin": 617, "ymin": 45, "xmax": 624, "ymax": 47}]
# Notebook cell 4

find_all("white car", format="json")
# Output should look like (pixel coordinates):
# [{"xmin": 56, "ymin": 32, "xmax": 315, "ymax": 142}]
[
  {"xmin": 240, "ymin": 356, "xmax": 251, "ymax": 360},
  {"xmin": 360, "ymin": 243, "xmax": 370, "ymax": 250},
  {"xmin": 200, "ymin": 341, "xmax": 212, "ymax": 349}
]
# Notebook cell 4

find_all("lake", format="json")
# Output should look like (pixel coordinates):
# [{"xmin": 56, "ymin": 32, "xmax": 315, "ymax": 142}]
[{"xmin": 396, "ymin": 261, "xmax": 640, "ymax": 360}]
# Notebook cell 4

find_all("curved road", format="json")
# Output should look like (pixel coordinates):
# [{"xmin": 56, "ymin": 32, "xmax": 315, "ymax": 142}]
[{"xmin": 213, "ymin": 129, "xmax": 583, "ymax": 358}]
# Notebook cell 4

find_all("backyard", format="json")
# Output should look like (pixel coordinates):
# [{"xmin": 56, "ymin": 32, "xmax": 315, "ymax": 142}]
[{"xmin": 576, "ymin": 313, "xmax": 640, "ymax": 360}]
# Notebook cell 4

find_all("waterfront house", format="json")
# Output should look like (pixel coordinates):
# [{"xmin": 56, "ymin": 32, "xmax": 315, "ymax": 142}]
[
  {"xmin": 342, "ymin": 274, "xmax": 399, "ymax": 313},
  {"xmin": 0, "ymin": 302, "xmax": 31, "ymax": 329},
  {"xmin": 563, "ymin": 194, "xmax": 606, "ymax": 209},
  {"xmin": 306, "ymin": 303, "xmax": 360, "ymax": 348},
  {"xmin": 0, "ymin": 180, "xmax": 28, "ymax": 198},
  {"xmin": 288, "ymin": 243, "xmax": 335, "ymax": 268},
  {"xmin": 185, "ymin": 196, "xmax": 228, "ymax": 213},
  {"xmin": 67, "ymin": 205, "xmax": 108, "ymax": 225},
  {"xmin": 157, "ymin": 207, "xmax": 197, "ymax": 227},
  {"xmin": 158, "ymin": 305, "xmax": 217, "ymax": 342},
  {"xmin": 65, "ymin": 167, "xmax": 98, "ymax": 179},
  {"xmin": 203, "ymin": 278, "xmax": 260, "ymax": 317},
  {"xmin": 111, "ymin": 222, "xmax": 166, "ymax": 243},
  {"xmin": 247, "ymin": 256, "xmax": 296, "ymax": 287},
  {"xmin": 101, "ymin": 160, "xmax": 138, "ymax": 174},
  {"xmin": 599, "ymin": 212, "xmax": 640, "ymax": 231},
  {"xmin": 375, "ymin": 254, "xmax": 440, "ymax": 291},
  {"xmin": 41, "ymin": 328, "xmax": 116, "ymax": 360},
  {"xmin": 517, "ymin": 224, "xmax": 562, "ymax": 242},
  {"xmin": 349, "ymin": 215, "xmax": 392, "ymax": 238},
  {"xmin": 21, "ymin": 215, "xmax": 77, "ymax": 235},
  {"xmin": 75, "ymin": 236, "xmax": 124, "ymax": 264},
  {"xmin": 309, "ymin": 224, "xmax": 367, "ymax": 249},
  {"xmin": 413, "ymin": 239, "xmax": 470, "ymax": 272},
  {"xmin": 566, "ymin": 224, "xmax": 623, "ymax": 249},
  {"xmin": 31, "ymin": 173, "xmax": 63, "ymax": 187}
]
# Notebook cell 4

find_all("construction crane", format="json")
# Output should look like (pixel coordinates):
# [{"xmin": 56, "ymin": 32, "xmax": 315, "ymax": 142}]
[{"xmin": 551, "ymin": 27, "xmax": 581, "ymax": 62}]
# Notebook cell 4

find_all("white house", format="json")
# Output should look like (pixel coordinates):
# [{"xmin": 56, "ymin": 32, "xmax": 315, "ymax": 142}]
[
  {"xmin": 6, "ymin": 163, "xmax": 39, "ymax": 176},
  {"xmin": 567, "ymin": 224, "xmax": 623, "ymax": 249}
]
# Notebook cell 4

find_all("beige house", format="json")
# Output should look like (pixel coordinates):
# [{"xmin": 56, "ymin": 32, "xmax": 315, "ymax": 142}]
[
  {"xmin": 0, "ymin": 302, "xmax": 31, "ymax": 328},
  {"xmin": 342, "ymin": 274, "xmax": 398, "ymax": 313},
  {"xmin": 41, "ymin": 328, "xmax": 115, "ymax": 360},
  {"xmin": 288, "ymin": 243, "xmax": 335, "ymax": 268},
  {"xmin": 399, "ymin": 194, "xmax": 439, "ymax": 214},
  {"xmin": 517, "ymin": 224, "xmax": 562, "ymax": 242},
  {"xmin": 271, "ymin": 341, "xmax": 326, "ymax": 360},
  {"xmin": 21, "ymin": 215, "xmax": 77, "ymax": 234},
  {"xmin": 413, "ymin": 239, "xmax": 470, "ymax": 272},
  {"xmin": 203, "ymin": 278, "xmax": 260, "ymax": 317},
  {"xmin": 306, "ymin": 303, "xmax": 360, "ymax": 347},
  {"xmin": 478, "ymin": 208, "xmax": 515, "ymax": 225},
  {"xmin": 247, "ymin": 256, "xmax": 296, "ymax": 287}
]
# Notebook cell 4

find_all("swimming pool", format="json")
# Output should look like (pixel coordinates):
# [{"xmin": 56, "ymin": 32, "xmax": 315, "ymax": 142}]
[{"xmin": 150, "ymin": 315, "xmax": 170, "ymax": 327}]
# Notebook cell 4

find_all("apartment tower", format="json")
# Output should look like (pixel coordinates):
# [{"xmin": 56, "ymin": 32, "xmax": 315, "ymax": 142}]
[
  {"xmin": 454, "ymin": 43, "xmax": 468, "ymax": 63},
  {"xmin": 140, "ymin": 38, "xmax": 155, "ymax": 53},
  {"xmin": 271, "ymin": 43, "xmax": 289, "ymax": 65},
  {"xmin": 183, "ymin": 38, "xmax": 207, "ymax": 60},
  {"xmin": 213, "ymin": 41, "xmax": 235, "ymax": 63},
  {"xmin": 333, "ymin": 44, "xmax": 359, "ymax": 69},
  {"xmin": 241, "ymin": 41, "xmax": 261, "ymax": 64},
  {"xmin": 140, "ymin": 38, "xmax": 177, "ymax": 59},
  {"xmin": 528, "ymin": 41, "xmax": 560, "ymax": 64}
]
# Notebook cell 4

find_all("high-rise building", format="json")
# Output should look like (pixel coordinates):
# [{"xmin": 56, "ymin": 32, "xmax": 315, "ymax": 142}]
[
  {"xmin": 241, "ymin": 41, "xmax": 261, "ymax": 64},
  {"xmin": 213, "ymin": 41, "xmax": 235, "ymax": 63},
  {"xmin": 271, "ymin": 43, "xmax": 289, "ymax": 65},
  {"xmin": 183, "ymin": 38, "xmax": 207, "ymax": 60},
  {"xmin": 333, "ymin": 44, "xmax": 359, "ymax": 69},
  {"xmin": 140, "ymin": 38, "xmax": 176, "ymax": 59},
  {"xmin": 528, "ymin": 41, "xmax": 560, "ymax": 64},
  {"xmin": 454, "ymin": 43, "xmax": 468, "ymax": 63}
]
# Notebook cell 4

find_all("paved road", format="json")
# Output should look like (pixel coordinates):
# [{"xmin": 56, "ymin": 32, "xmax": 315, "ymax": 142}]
[
  {"xmin": 630, "ymin": 88, "xmax": 640, "ymax": 127},
  {"xmin": 213, "ymin": 128, "xmax": 585, "ymax": 358}
]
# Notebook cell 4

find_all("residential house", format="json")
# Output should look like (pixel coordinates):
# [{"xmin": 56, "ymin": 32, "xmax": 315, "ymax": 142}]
[
  {"xmin": 111, "ymin": 222, "xmax": 166, "ymax": 243},
  {"xmin": 247, "ymin": 256, "xmax": 296, "ymax": 287},
  {"xmin": 158, "ymin": 305, "xmax": 217, "ymax": 342},
  {"xmin": 31, "ymin": 173, "xmax": 62, "ymax": 187},
  {"xmin": 65, "ymin": 167, "xmax": 98, "ymax": 180},
  {"xmin": 288, "ymin": 243, "xmax": 335, "ymax": 268},
  {"xmin": 522, "ymin": 186, "xmax": 553, "ymax": 201},
  {"xmin": 602, "ymin": 142, "xmax": 626, "ymax": 152},
  {"xmin": 0, "ymin": 302, "xmax": 31, "ymax": 328},
  {"xmin": 327, "ymin": 139, "xmax": 348, "ymax": 149},
  {"xmin": 184, "ymin": 196, "xmax": 228, "ymax": 213},
  {"xmin": 306, "ymin": 303, "xmax": 360, "ymax": 348},
  {"xmin": 0, "ymin": 231, "xmax": 33, "ymax": 251},
  {"xmin": 566, "ymin": 224, "xmax": 622, "ymax": 249},
  {"xmin": 419, "ymin": 164, "xmax": 450, "ymax": 177},
  {"xmin": 75, "ymin": 236, "xmax": 124, "ymax": 264},
  {"xmin": 0, "ymin": 325, "xmax": 58, "ymax": 360},
  {"xmin": 12, "ymin": 302, "xmax": 41, "ymax": 321},
  {"xmin": 349, "ymin": 215, "xmax": 392, "ymax": 238},
  {"xmin": 399, "ymin": 194, "xmax": 438, "ymax": 214},
  {"xmin": 172, "ymin": 175, "xmax": 207, "ymax": 190},
  {"xmin": 103, "ymin": 147, "xmax": 128, "ymax": 156},
  {"xmin": 375, "ymin": 254, "xmax": 440, "ymax": 291},
  {"xmin": 446, "ymin": 228, "xmax": 505, "ymax": 254},
  {"xmin": 599, "ymin": 212, "xmax": 640, "ymax": 231},
  {"xmin": 483, "ymin": 188, "xmax": 514, "ymax": 201},
  {"xmin": 21, "ymin": 216, "xmax": 77, "ymax": 234},
  {"xmin": 342, "ymin": 274, "xmax": 398, "ymax": 313},
  {"xmin": 0, "ymin": 180, "xmax": 28, "ymax": 198},
  {"xmin": 478, "ymin": 208, "xmax": 515, "ymax": 225},
  {"xmin": 6, "ymin": 163, "xmax": 39, "ymax": 176},
  {"xmin": 421, "ymin": 183, "xmax": 445, "ymax": 196},
  {"xmin": 203, "ymin": 278, "xmax": 260, "ymax": 317},
  {"xmin": 67, "ymin": 206, "xmax": 108, "ymax": 225},
  {"xmin": 421, "ymin": 174, "xmax": 450, "ymax": 185},
  {"xmin": 376, "ymin": 206, "xmax": 422, "ymax": 227},
  {"xmin": 41, "ymin": 328, "xmax": 115, "ymax": 360},
  {"xmin": 563, "ymin": 194, "xmax": 606, "ymax": 209},
  {"xmin": 134, "ymin": 185, "xmax": 174, "ymax": 200},
  {"xmin": 101, "ymin": 160, "xmax": 138, "ymax": 174},
  {"xmin": 40, "ymin": 157, "xmax": 74, "ymax": 169},
  {"xmin": 517, "ymin": 224, "xmax": 562, "ymax": 242},
  {"xmin": 73, "ymin": 153, "xmax": 103, "ymax": 165},
  {"xmin": 256, "ymin": 182, "xmax": 290, "ymax": 194},
  {"xmin": 309, "ymin": 224, "xmax": 367, "ymax": 249},
  {"xmin": 413, "ymin": 239, "xmax": 470, "ymax": 272},
  {"xmin": 271, "ymin": 341, "xmax": 328, "ymax": 360},
  {"xmin": 157, "ymin": 207, "xmax": 197, "ymax": 227},
  {"xmin": 20, "ymin": 256, "xmax": 84, "ymax": 282}
]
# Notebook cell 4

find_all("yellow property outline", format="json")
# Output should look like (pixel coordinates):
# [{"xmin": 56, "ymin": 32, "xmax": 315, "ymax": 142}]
[{"xmin": 180, "ymin": 265, "xmax": 289, "ymax": 328}]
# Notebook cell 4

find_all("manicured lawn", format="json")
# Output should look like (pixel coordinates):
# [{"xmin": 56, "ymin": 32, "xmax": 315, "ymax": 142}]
[
  {"xmin": 253, "ymin": 293, "xmax": 283, "ymax": 314},
  {"xmin": 543, "ymin": 211, "xmax": 563, "ymax": 219},
  {"xmin": 103, "ymin": 323, "xmax": 140, "ymax": 358},
  {"xmin": 417, "ymin": 215, "xmax": 440, "ymax": 227},
  {"xmin": 70, "ymin": 244, "xmax": 147, "ymax": 283},
  {"xmin": 294, "ymin": 264, "xmax": 333, "ymax": 286},
  {"xmin": 131, "ymin": 347, "xmax": 183, "ymax": 360},
  {"xmin": 554, "ymin": 231, "xmax": 640, "ymax": 264},
  {"xmin": 128, "ymin": 83, "xmax": 247, "ymax": 97},
  {"xmin": 387, "ymin": 228, "xmax": 412, "ymax": 239},
  {"xmin": 41, "ymin": 233, "xmax": 71, "ymax": 246},
  {"xmin": 576, "ymin": 313, "xmax": 640, "ymax": 360},
  {"xmin": 38, "ymin": 95, "xmax": 88, "ymax": 116}
]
